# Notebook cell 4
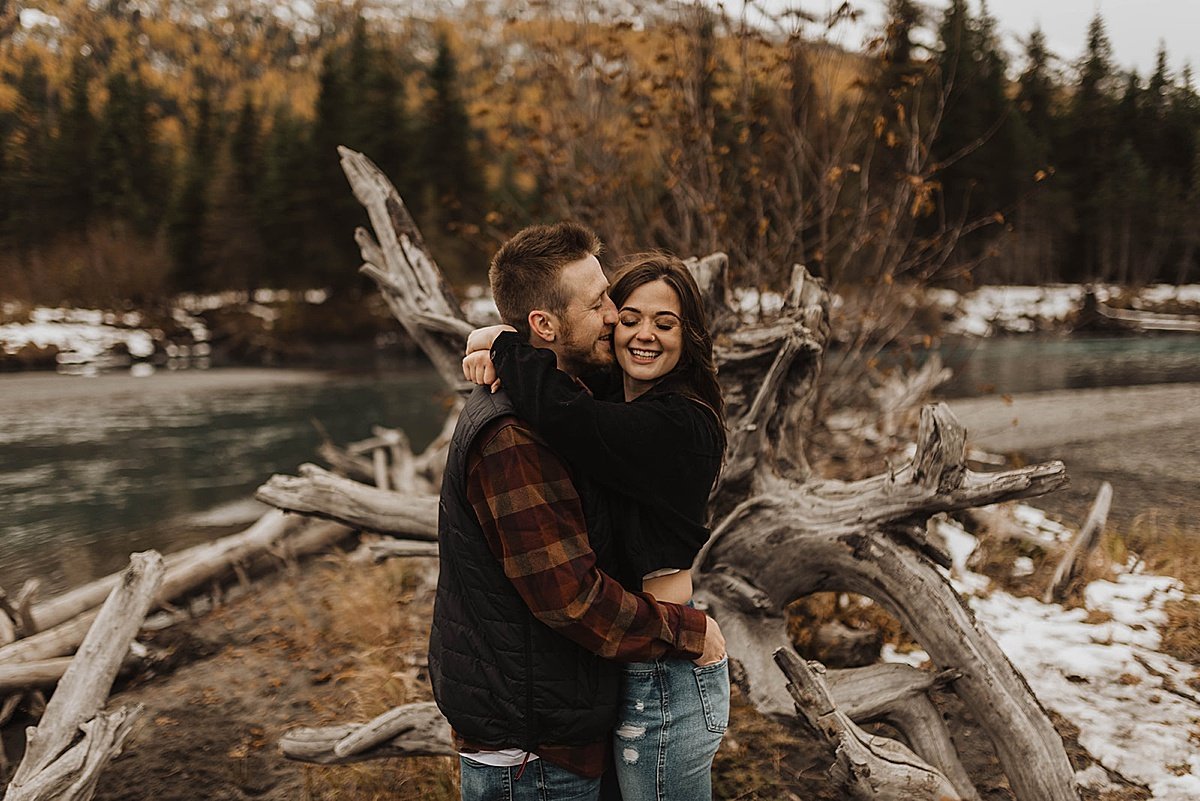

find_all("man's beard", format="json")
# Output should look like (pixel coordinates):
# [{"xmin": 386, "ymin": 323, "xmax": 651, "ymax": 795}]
[{"xmin": 557, "ymin": 318, "xmax": 613, "ymax": 376}]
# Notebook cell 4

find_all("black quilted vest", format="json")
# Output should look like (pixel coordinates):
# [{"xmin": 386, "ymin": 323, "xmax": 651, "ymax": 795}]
[{"xmin": 428, "ymin": 387, "xmax": 621, "ymax": 750}]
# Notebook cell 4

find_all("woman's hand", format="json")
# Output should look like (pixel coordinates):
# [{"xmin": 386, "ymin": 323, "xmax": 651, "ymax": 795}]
[
  {"xmin": 463, "ymin": 351, "xmax": 501, "ymax": 393},
  {"xmin": 693, "ymin": 616, "xmax": 727, "ymax": 666},
  {"xmin": 465, "ymin": 324, "xmax": 517, "ymax": 355}
]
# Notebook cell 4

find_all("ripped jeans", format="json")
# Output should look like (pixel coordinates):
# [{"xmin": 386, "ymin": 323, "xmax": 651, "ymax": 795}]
[{"xmin": 613, "ymin": 656, "xmax": 729, "ymax": 801}]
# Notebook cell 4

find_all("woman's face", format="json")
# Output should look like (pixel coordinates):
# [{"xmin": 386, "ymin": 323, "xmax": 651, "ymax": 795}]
[{"xmin": 615, "ymin": 279, "xmax": 684, "ymax": 397}]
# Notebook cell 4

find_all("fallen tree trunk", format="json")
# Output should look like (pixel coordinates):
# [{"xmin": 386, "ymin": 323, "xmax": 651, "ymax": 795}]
[
  {"xmin": 5, "ymin": 552, "xmax": 164, "ymax": 801},
  {"xmin": 256, "ymin": 464, "xmax": 438, "ymax": 538},
  {"xmin": 0, "ymin": 658, "xmax": 82, "ymax": 695},
  {"xmin": 259, "ymin": 148, "xmax": 1080, "ymax": 801}
]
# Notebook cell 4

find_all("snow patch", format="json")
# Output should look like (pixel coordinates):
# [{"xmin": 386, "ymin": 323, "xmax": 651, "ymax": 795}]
[{"xmin": 927, "ymin": 516, "xmax": 1200, "ymax": 798}]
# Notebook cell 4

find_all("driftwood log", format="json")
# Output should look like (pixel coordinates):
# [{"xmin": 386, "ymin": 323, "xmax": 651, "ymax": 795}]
[
  {"xmin": 1077, "ymin": 291, "xmax": 1200, "ymax": 333},
  {"xmin": 265, "ymin": 148, "xmax": 1079, "ymax": 801},
  {"xmin": 1044, "ymin": 481, "xmax": 1112, "ymax": 603},
  {"xmin": 0, "ymin": 512, "xmax": 356, "ymax": 793},
  {"xmin": 4, "ymin": 552, "xmax": 164, "ymax": 801},
  {"xmin": 0, "ymin": 513, "xmax": 352, "ymax": 690}
]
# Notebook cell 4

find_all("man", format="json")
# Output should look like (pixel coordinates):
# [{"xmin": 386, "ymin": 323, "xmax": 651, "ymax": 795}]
[{"xmin": 428, "ymin": 222, "xmax": 724, "ymax": 800}]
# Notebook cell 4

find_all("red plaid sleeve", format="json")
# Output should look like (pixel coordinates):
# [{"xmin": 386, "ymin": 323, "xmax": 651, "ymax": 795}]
[{"xmin": 465, "ymin": 417, "xmax": 706, "ymax": 661}]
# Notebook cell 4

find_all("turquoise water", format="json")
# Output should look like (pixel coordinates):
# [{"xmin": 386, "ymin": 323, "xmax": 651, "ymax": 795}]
[
  {"xmin": 0, "ymin": 366, "xmax": 451, "ymax": 596},
  {"xmin": 935, "ymin": 333, "xmax": 1200, "ymax": 398}
]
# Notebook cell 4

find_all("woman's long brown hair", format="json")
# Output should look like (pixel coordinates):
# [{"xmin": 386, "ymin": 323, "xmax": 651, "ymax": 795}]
[{"xmin": 610, "ymin": 252, "xmax": 727, "ymax": 453}]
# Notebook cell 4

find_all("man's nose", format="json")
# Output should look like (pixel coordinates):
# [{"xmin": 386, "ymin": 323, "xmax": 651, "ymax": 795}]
[{"xmin": 601, "ymin": 296, "xmax": 618, "ymax": 325}]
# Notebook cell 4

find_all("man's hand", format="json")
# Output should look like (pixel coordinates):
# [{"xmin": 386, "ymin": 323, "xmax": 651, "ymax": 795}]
[
  {"xmin": 693, "ymin": 615, "xmax": 726, "ymax": 666},
  {"xmin": 463, "ymin": 351, "xmax": 501, "ymax": 392},
  {"xmin": 465, "ymin": 324, "xmax": 517, "ymax": 355}
]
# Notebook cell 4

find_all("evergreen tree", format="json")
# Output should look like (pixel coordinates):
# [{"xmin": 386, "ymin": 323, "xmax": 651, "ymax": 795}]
[
  {"xmin": 1016, "ymin": 28, "xmax": 1057, "ymax": 146},
  {"xmin": 205, "ymin": 92, "xmax": 267, "ymax": 289},
  {"xmin": 873, "ymin": 0, "xmax": 926, "ymax": 158},
  {"xmin": 93, "ymin": 67, "xmax": 163, "ymax": 235},
  {"xmin": 2, "ymin": 55, "xmax": 57, "ymax": 248},
  {"xmin": 933, "ymin": 0, "xmax": 1031, "ymax": 226},
  {"xmin": 361, "ymin": 38, "xmax": 411, "ymax": 194},
  {"xmin": 166, "ymin": 79, "xmax": 220, "ymax": 290},
  {"xmin": 309, "ymin": 36, "xmax": 367, "ymax": 291},
  {"xmin": 416, "ymin": 31, "xmax": 488, "ymax": 281},
  {"xmin": 258, "ymin": 108, "xmax": 316, "ymax": 287},
  {"xmin": 1060, "ymin": 13, "xmax": 1120, "ymax": 279},
  {"xmin": 419, "ymin": 32, "xmax": 485, "ymax": 222},
  {"xmin": 1009, "ymin": 27, "xmax": 1070, "ymax": 282},
  {"xmin": 54, "ymin": 54, "xmax": 96, "ymax": 228},
  {"xmin": 230, "ymin": 93, "xmax": 260, "ymax": 196}
]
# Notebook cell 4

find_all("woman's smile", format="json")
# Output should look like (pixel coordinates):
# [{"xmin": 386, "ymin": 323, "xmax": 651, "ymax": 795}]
[{"xmin": 615, "ymin": 279, "xmax": 684, "ymax": 399}]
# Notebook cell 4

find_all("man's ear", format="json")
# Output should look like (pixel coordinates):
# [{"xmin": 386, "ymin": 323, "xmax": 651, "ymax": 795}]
[{"xmin": 528, "ymin": 310, "xmax": 557, "ymax": 344}]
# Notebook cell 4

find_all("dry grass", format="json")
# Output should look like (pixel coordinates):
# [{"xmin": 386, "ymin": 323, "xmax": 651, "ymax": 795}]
[
  {"xmin": 786, "ymin": 592, "xmax": 922, "ymax": 663},
  {"xmin": 296, "ymin": 556, "xmax": 459, "ymax": 801},
  {"xmin": 0, "ymin": 222, "xmax": 169, "ymax": 306},
  {"xmin": 712, "ymin": 691, "xmax": 837, "ymax": 801}
]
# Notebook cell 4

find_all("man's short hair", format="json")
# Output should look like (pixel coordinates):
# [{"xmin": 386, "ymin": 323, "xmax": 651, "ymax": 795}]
[{"xmin": 488, "ymin": 222, "xmax": 602, "ymax": 337}]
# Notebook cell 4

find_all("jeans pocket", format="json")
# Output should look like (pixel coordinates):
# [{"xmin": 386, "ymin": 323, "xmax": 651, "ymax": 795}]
[{"xmin": 692, "ymin": 656, "xmax": 730, "ymax": 734}]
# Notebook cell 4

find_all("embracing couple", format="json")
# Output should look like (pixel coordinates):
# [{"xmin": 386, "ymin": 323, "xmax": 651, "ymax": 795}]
[{"xmin": 428, "ymin": 221, "xmax": 730, "ymax": 800}]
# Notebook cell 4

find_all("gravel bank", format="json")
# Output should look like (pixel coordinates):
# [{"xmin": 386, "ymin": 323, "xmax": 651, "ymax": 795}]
[{"xmin": 947, "ymin": 383, "xmax": 1200, "ymax": 531}]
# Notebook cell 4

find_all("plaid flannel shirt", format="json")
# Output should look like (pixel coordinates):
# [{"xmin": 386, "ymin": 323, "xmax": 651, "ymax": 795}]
[{"xmin": 457, "ymin": 415, "xmax": 707, "ymax": 777}]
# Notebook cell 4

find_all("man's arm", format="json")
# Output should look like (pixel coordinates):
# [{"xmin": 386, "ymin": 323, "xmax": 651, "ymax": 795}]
[{"xmin": 465, "ymin": 418, "xmax": 711, "ymax": 662}]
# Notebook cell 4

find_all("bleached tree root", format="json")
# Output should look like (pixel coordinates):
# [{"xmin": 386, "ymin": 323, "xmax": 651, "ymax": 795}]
[
  {"xmin": 774, "ymin": 648, "xmax": 963, "ymax": 801},
  {"xmin": 0, "ymin": 655, "xmax": 143, "ymax": 696},
  {"xmin": 826, "ymin": 664, "xmax": 976, "ymax": 801},
  {"xmin": 338, "ymin": 146, "xmax": 474, "ymax": 391}
]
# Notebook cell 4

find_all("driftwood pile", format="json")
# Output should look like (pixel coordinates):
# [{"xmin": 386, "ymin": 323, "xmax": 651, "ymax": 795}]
[
  {"xmin": 0, "ymin": 511, "xmax": 354, "ymax": 798},
  {"xmin": 257, "ymin": 148, "xmax": 1090, "ymax": 801}
]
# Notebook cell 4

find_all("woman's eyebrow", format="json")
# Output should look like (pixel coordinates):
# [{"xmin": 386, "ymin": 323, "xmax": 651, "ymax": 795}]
[{"xmin": 620, "ymin": 306, "xmax": 681, "ymax": 321}]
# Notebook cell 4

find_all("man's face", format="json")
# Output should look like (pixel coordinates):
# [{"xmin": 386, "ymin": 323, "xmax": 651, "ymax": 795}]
[{"xmin": 551, "ymin": 255, "xmax": 618, "ymax": 375}]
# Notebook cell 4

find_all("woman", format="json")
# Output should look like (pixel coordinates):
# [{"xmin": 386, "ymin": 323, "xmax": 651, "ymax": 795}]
[{"xmin": 463, "ymin": 252, "xmax": 729, "ymax": 800}]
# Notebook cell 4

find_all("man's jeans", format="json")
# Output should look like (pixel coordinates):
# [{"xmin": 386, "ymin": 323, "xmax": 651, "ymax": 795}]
[
  {"xmin": 614, "ymin": 655, "xmax": 730, "ymax": 801},
  {"xmin": 460, "ymin": 756, "xmax": 600, "ymax": 801}
]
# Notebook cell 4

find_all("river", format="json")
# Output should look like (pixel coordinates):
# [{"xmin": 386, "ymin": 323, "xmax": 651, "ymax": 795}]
[
  {"xmin": 1, "ymin": 333, "xmax": 1198, "ymax": 596},
  {"xmin": 0, "ymin": 366, "xmax": 452, "ymax": 596}
]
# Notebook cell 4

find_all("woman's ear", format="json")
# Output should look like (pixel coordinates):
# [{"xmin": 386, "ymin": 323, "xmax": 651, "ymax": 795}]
[{"xmin": 528, "ymin": 310, "xmax": 557, "ymax": 344}]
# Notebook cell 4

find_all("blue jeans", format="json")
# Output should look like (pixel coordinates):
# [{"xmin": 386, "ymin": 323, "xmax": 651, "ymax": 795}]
[
  {"xmin": 459, "ymin": 756, "xmax": 600, "ymax": 801},
  {"xmin": 613, "ymin": 655, "xmax": 730, "ymax": 801}
]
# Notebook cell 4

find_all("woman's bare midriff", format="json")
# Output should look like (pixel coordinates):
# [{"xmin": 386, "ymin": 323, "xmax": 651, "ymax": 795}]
[{"xmin": 642, "ymin": 571, "xmax": 693, "ymax": 605}]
